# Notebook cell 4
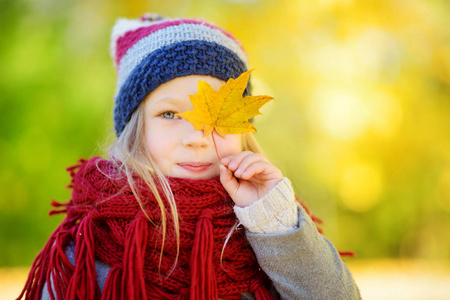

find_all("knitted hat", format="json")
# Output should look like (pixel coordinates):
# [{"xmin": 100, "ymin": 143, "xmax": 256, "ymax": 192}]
[{"xmin": 111, "ymin": 14, "xmax": 251, "ymax": 136}]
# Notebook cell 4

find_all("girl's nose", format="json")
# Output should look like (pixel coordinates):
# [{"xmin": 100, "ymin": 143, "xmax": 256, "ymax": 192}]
[{"xmin": 181, "ymin": 123, "xmax": 210, "ymax": 149}]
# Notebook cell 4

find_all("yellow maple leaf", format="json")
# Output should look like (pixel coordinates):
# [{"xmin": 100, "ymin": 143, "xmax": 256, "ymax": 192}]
[{"xmin": 177, "ymin": 70, "xmax": 274, "ymax": 137}]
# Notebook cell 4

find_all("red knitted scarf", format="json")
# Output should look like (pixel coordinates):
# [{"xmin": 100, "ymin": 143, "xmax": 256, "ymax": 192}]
[{"xmin": 18, "ymin": 157, "xmax": 276, "ymax": 300}]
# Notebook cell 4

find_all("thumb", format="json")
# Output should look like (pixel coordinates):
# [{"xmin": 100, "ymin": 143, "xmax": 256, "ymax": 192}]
[{"xmin": 219, "ymin": 164, "xmax": 239, "ymax": 201}]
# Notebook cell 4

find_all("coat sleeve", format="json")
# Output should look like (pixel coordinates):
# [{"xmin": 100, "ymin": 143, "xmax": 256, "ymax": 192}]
[{"xmin": 235, "ymin": 178, "xmax": 362, "ymax": 300}]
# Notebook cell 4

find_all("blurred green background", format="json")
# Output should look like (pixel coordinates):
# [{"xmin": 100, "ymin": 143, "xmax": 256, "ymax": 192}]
[{"xmin": 1, "ymin": 0, "xmax": 449, "ymax": 272}]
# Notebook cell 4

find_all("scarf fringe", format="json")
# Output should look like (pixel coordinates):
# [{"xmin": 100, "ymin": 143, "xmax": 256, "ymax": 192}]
[
  {"xmin": 100, "ymin": 213, "xmax": 188, "ymax": 300},
  {"xmin": 47, "ymin": 228, "xmax": 75, "ymax": 300},
  {"xmin": 190, "ymin": 208, "xmax": 218, "ymax": 300},
  {"xmin": 251, "ymin": 279, "xmax": 275, "ymax": 300},
  {"xmin": 101, "ymin": 266, "xmax": 122, "ymax": 300},
  {"xmin": 18, "ymin": 210, "xmax": 82, "ymax": 300},
  {"xmin": 18, "ymin": 208, "xmax": 277, "ymax": 300},
  {"xmin": 122, "ymin": 213, "xmax": 149, "ymax": 300},
  {"xmin": 17, "ymin": 233, "xmax": 56, "ymax": 300},
  {"xmin": 66, "ymin": 216, "xmax": 100, "ymax": 299}
]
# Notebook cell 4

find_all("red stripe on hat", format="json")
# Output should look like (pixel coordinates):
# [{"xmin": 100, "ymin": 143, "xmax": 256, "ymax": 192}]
[{"xmin": 115, "ymin": 19, "xmax": 244, "ymax": 66}]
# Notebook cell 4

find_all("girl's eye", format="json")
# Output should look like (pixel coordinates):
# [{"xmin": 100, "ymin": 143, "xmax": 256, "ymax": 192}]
[{"xmin": 161, "ymin": 111, "xmax": 176, "ymax": 119}]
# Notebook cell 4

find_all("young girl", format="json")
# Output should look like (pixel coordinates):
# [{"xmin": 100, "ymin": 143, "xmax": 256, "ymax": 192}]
[{"xmin": 19, "ymin": 14, "xmax": 361, "ymax": 300}]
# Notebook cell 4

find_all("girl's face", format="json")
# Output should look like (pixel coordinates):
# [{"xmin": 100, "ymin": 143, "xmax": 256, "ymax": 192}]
[{"xmin": 143, "ymin": 75, "xmax": 243, "ymax": 179}]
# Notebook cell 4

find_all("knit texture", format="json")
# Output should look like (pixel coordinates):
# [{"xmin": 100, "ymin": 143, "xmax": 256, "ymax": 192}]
[
  {"xmin": 18, "ymin": 157, "xmax": 274, "ymax": 300},
  {"xmin": 234, "ymin": 178, "xmax": 299, "ymax": 234},
  {"xmin": 111, "ymin": 15, "xmax": 251, "ymax": 135}
]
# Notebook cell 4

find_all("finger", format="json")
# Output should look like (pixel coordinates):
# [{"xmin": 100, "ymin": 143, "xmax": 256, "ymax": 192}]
[
  {"xmin": 236, "ymin": 161, "xmax": 281, "ymax": 181},
  {"xmin": 225, "ymin": 151, "xmax": 256, "ymax": 172},
  {"xmin": 219, "ymin": 164, "xmax": 239, "ymax": 200},
  {"xmin": 236, "ymin": 161, "xmax": 269, "ymax": 180},
  {"xmin": 223, "ymin": 151, "xmax": 252, "ymax": 171},
  {"xmin": 220, "ymin": 155, "xmax": 233, "ymax": 166},
  {"xmin": 233, "ymin": 153, "xmax": 269, "ymax": 177}
]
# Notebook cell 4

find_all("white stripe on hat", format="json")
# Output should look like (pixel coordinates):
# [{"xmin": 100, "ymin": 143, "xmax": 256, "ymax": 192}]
[{"xmin": 110, "ymin": 18, "xmax": 168, "ymax": 63}]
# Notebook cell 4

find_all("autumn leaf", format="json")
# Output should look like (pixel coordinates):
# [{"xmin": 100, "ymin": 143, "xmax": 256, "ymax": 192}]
[{"xmin": 177, "ymin": 70, "xmax": 273, "ymax": 138}]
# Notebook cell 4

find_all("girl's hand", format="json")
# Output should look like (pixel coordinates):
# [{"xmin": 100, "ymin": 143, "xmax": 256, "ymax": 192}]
[{"xmin": 219, "ymin": 151, "xmax": 283, "ymax": 207}]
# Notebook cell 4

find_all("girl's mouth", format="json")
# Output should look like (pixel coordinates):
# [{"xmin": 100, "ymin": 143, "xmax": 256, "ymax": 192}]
[{"xmin": 177, "ymin": 162, "xmax": 212, "ymax": 173}]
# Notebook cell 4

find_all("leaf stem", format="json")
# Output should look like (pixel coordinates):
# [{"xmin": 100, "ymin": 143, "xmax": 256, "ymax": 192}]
[{"xmin": 211, "ymin": 133, "xmax": 221, "ymax": 161}]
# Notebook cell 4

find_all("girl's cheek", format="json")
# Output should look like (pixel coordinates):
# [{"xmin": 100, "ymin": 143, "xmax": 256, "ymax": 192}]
[{"xmin": 219, "ymin": 135, "xmax": 243, "ymax": 156}]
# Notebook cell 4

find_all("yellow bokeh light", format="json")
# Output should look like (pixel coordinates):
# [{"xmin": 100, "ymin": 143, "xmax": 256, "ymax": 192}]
[
  {"xmin": 356, "ymin": 28, "xmax": 401, "ymax": 82},
  {"xmin": 308, "ymin": 42, "xmax": 360, "ymax": 83},
  {"xmin": 310, "ymin": 87, "xmax": 368, "ymax": 140},
  {"xmin": 366, "ymin": 90, "xmax": 403, "ymax": 138},
  {"xmin": 338, "ymin": 162, "xmax": 383, "ymax": 212}
]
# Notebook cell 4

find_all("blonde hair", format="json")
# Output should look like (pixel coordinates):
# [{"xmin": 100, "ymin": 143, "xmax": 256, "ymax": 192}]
[{"xmin": 108, "ymin": 102, "xmax": 262, "ymax": 274}]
